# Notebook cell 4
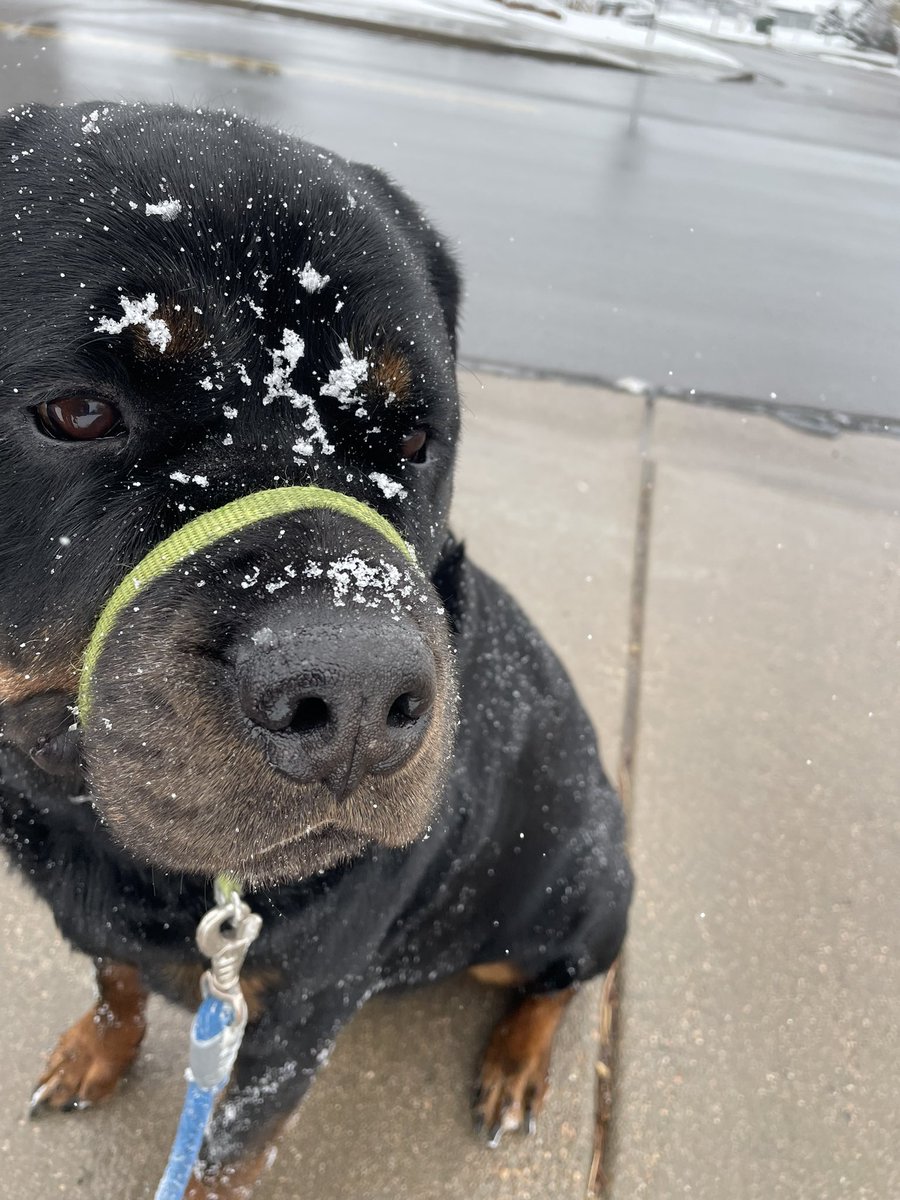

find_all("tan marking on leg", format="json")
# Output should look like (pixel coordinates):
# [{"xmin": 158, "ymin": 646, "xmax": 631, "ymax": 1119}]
[
  {"xmin": 469, "ymin": 962, "xmax": 528, "ymax": 988},
  {"xmin": 240, "ymin": 967, "xmax": 283, "ymax": 1024},
  {"xmin": 474, "ymin": 986, "xmax": 576, "ymax": 1145},
  {"xmin": 159, "ymin": 961, "xmax": 205, "ymax": 1009},
  {"xmin": 31, "ymin": 961, "xmax": 147, "ymax": 1112},
  {"xmin": 161, "ymin": 962, "xmax": 281, "ymax": 1025}
]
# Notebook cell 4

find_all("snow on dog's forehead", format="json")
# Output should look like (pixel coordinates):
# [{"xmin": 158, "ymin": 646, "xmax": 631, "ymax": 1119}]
[
  {"xmin": 1, "ymin": 102, "xmax": 451, "ymax": 372},
  {"xmin": 1, "ymin": 103, "xmax": 420, "ymax": 280}
]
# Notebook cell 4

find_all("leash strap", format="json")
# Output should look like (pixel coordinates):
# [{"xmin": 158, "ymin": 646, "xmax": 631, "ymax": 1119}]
[
  {"xmin": 154, "ymin": 887, "xmax": 262, "ymax": 1200},
  {"xmin": 153, "ymin": 997, "xmax": 234, "ymax": 1200}
]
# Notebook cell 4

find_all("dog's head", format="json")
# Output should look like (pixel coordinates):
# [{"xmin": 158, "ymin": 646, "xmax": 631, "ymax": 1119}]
[{"xmin": 0, "ymin": 103, "xmax": 462, "ymax": 884}]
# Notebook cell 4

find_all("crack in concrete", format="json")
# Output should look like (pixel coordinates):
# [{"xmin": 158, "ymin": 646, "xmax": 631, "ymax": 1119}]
[{"xmin": 590, "ymin": 391, "xmax": 656, "ymax": 1196}]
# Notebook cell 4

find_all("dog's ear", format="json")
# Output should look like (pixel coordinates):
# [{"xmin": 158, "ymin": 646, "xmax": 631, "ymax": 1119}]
[{"xmin": 351, "ymin": 163, "xmax": 461, "ymax": 355}]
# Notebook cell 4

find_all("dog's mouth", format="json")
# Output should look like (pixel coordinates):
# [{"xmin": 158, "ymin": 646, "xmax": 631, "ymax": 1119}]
[
  {"xmin": 239, "ymin": 822, "xmax": 368, "ymax": 881},
  {"xmin": 77, "ymin": 519, "xmax": 456, "ymax": 885}
]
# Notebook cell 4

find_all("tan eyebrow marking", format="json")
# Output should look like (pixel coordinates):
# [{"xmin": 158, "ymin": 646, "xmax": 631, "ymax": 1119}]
[
  {"xmin": 132, "ymin": 300, "xmax": 207, "ymax": 360},
  {"xmin": 369, "ymin": 348, "xmax": 412, "ymax": 405}
]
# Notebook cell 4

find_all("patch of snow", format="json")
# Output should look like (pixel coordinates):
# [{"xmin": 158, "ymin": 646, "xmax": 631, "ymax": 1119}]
[
  {"xmin": 96, "ymin": 293, "xmax": 171, "ymax": 353},
  {"xmin": 263, "ymin": 329, "xmax": 334, "ymax": 459},
  {"xmin": 369, "ymin": 471, "xmax": 407, "ymax": 500},
  {"xmin": 263, "ymin": 329, "xmax": 306, "ymax": 406},
  {"xmin": 145, "ymin": 198, "xmax": 183, "ymax": 221},
  {"xmin": 169, "ymin": 471, "xmax": 209, "ymax": 487},
  {"xmin": 317, "ymin": 554, "xmax": 414, "ymax": 615},
  {"xmin": 616, "ymin": 375, "xmax": 650, "ymax": 395},
  {"xmin": 320, "ymin": 340, "xmax": 369, "ymax": 408},
  {"xmin": 252, "ymin": 0, "xmax": 747, "ymax": 79},
  {"xmin": 294, "ymin": 261, "xmax": 331, "ymax": 292}
]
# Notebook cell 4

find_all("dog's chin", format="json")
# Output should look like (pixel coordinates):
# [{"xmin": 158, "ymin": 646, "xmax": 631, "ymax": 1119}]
[
  {"xmin": 223, "ymin": 823, "xmax": 371, "ymax": 886},
  {"xmin": 95, "ymin": 806, "xmax": 413, "ymax": 885},
  {"xmin": 88, "ymin": 768, "xmax": 438, "ymax": 886}
]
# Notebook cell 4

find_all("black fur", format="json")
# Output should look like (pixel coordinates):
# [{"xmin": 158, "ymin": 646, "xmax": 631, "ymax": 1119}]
[{"xmin": 0, "ymin": 103, "xmax": 631, "ymax": 1172}]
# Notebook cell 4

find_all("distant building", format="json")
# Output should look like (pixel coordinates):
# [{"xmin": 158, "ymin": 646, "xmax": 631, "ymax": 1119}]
[{"xmin": 768, "ymin": 0, "xmax": 823, "ymax": 28}]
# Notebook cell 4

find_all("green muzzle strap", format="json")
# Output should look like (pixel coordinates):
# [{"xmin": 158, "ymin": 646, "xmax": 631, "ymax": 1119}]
[{"xmin": 77, "ymin": 485, "xmax": 415, "ymax": 728}]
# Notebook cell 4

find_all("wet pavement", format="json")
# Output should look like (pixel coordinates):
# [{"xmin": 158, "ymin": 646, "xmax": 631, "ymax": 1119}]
[
  {"xmin": 610, "ymin": 398, "xmax": 899, "ymax": 1200},
  {"xmin": 0, "ymin": 0, "xmax": 899, "ymax": 416}
]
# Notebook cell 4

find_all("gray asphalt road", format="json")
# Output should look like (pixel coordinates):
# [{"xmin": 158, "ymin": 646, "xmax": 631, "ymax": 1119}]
[{"xmin": 1, "ymin": 1, "xmax": 898, "ymax": 416}]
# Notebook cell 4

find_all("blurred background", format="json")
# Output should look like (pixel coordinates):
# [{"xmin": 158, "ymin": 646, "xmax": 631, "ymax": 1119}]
[{"xmin": 0, "ymin": 0, "xmax": 898, "ymax": 422}]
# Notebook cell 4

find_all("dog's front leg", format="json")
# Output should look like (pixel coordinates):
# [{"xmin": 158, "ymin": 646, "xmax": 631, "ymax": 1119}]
[
  {"xmin": 185, "ymin": 984, "xmax": 358, "ymax": 1199},
  {"xmin": 31, "ymin": 957, "xmax": 147, "ymax": 1113}
]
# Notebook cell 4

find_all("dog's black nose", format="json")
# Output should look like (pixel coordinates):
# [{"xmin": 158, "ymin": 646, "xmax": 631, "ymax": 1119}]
[{"xmin": 236, "ymin": 619, "xmax": 436, "ymax": 796}]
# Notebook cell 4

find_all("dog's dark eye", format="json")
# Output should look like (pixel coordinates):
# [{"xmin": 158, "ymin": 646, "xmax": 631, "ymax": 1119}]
[
  {"xmin": 36, "ymin": 398, "xmax": 125, "ymax": 442},
  {"xmin": 401, "ymin": 429, "xmax": 428, "ymax": 464}
]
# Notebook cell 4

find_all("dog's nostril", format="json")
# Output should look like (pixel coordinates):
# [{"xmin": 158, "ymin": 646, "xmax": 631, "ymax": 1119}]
[
  {"xmin": 387, "ymin": 691, "xmax": 431, "ymax": 729},
  {"xmin": 290, "ymin": 696, "xmax": 331, "ymax": 735}
]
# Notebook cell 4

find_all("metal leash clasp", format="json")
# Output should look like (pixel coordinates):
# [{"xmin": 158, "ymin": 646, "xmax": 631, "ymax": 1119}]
[
  {"xmin": 196, "ymin": 884, "xmax": 263, "ymax": 1020},
  {"xmin": 190, "ymin": 883, "xmax": 262, "ymax": 1091}
]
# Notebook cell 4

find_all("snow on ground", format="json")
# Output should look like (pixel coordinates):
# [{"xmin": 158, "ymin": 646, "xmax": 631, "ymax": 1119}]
[
  {"xmin": 659, "ymin": 9, "xmax": 898, "ymax": 65},
  {"xmin": 257, "ymin": 0, "xmax": 749, "ymax": 80},
  {"xmin": 818, "ymin": 51, "xmax": 900, "ymax": 73}
]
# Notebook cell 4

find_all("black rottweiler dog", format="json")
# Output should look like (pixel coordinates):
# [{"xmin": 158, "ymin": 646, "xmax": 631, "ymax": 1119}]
[{"xmin": 0, "ymin": 103, "xmax": 632, "ymax": 1197}]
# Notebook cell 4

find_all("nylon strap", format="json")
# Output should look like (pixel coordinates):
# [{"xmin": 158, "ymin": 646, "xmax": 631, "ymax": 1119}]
[{"xmin": 77, "ymin": 485, "xmax": 415, "ymax": 726}]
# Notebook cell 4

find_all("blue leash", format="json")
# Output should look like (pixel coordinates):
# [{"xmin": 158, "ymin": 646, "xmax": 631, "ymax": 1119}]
[
  {"xmin": 154, "ymin": 996, "xmax": 235, "ymax": 1200},
  {"xmin": 154, "ymin": 887, "xmax": 262, "ymax": 1200}
]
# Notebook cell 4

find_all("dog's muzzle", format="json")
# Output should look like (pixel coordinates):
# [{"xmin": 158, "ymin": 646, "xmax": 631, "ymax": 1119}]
[{"xmin": 75, "ymin": 486, "xmax": 450, "ymax": 884}]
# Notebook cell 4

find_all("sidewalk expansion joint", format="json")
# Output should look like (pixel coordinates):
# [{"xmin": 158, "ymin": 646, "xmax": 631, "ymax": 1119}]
[{"xmin": 589, "ymin": 390, "xmax": 656, "ymax": 1197}]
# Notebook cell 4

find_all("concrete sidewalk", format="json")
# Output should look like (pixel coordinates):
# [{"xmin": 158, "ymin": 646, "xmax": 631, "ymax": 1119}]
[
  {"xmin": 610, "ymin": 399, "xmax": 899, "ymax": 1199},
  {"xmin": 1, "ymin": 372, "xmax": 897, "ymax": 1197}
]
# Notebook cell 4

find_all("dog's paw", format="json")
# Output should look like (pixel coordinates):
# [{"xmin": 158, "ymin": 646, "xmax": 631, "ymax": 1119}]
[
  {"xmin": 30, "ymin": 1004, "xmax": 146, "ymax": 1114},
  {"xmin": 473, "ymin": 1010, "xmax": 553, "ymax": 1147},
  {"xmin": 473, "ymin": 988, "xmax": 576, "ymax": 1148},
  {"xmin": 473, "ymin": 1041, "xmax": 549, "ymax": 1148}
]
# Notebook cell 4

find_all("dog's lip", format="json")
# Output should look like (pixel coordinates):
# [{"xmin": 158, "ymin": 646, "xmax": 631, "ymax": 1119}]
[
  {"xmin": 250, "ymin": 820, "xmax": 368, "ymax": 860},
  {"xmin": 257, "ymin": 822, "xmax": 336, "ymax": 854}
]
